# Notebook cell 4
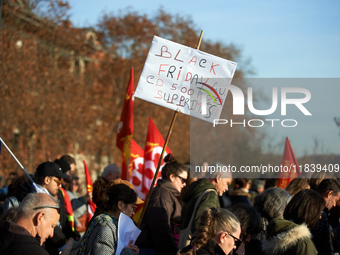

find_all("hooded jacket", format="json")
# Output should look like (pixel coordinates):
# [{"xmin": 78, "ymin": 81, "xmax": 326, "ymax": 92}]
[
  {"xmin": 262, "ymin": 218, "xmax": 317, "ymax": 255},
  {"xmin": 136, "ymin": 179, "xmax": 182, "ymax": 255},
  {"xmin": 181, "ymin": 179, "xmax": 219, "ymax": 233}
]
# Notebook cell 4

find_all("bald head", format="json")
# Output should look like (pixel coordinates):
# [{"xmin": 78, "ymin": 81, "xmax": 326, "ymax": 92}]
[{"xmin": 18, "ymin": 193, "xmax": 59, "ymax": 219}]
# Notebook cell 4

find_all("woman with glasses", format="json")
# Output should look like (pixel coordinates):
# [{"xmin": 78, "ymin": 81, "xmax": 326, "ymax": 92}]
[
  {"xmin": 180, "ymin": 207, "xmax": 241, "ymax": 255},
  {"xmin": 78, "ymin": 183, "xmax": 140, "ymax": 255},
  {"xmin": 136, "ymin": 154, "xmax": 188, "ymax": 255}
]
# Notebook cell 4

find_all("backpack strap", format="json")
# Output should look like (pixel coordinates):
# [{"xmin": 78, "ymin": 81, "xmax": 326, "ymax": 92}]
[{"xmin": 186, "ymin": 189, "xmax": 216, "ymax": 231}]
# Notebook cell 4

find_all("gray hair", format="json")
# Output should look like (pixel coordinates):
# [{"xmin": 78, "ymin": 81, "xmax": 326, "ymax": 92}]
[
  {"xmin": 101, "ymin": 163, "xmax": 121, "ymax": 178},
  {"xmin": 18, "ymin": 193, "xmax": 59, "ymax": 219},
  {"xmin": 254, "ymin": 187, "xmax": 291, "ymax": 221}
]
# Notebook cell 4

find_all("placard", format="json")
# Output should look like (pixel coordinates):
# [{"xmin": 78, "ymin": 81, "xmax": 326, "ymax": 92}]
[{"xmin": 134, "ymin": 36, "xmax": 237, "ymax": 123}]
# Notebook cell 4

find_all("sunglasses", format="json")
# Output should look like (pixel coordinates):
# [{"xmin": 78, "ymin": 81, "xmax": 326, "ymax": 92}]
[
  {"xmin": 175, "ymin": 175, "xmax": 187, "ymax": 184},
  {"xmin": 51, "ymin": 177, "xmax": 62, "ymax": 186},
  {"xmin": 228, "ymin": 232, "xmax": 242, "ymax": 248},
  {"xmin": 33, "ymin": 205, "xmax": 60, "ymax": 214}
]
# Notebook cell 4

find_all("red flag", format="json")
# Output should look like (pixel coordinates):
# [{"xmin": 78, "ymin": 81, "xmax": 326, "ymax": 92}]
[
  {"xmin": 128, "ymin": 139, "xmax": 145, "ymax": 224},
  {"xmin": 116, "ymin": 67, "xmax": 134, "ymax": 180},
  {"xmin": 83, "ymin": 160, "xmax": 96, "ymax": 223},
  {"xmin": 59, "ymin": 187, "xmax": 75, "ymax": 232},
  {"xmin": 277, "ymin": 137, "xmax": 301, "ymax": 189},
  {"xmin": 129, "ymin": 139, "xmax": 145, "ymax": 199},
  {"xmin": 142, "ymin": 118, "xmax": 171, "ymax": 196}
]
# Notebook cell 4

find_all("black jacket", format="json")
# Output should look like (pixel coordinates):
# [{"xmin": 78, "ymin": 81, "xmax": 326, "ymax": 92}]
[
  {"xmin": 0, "ymin": 221, "xmax": 49, "ymax": 255},
  {"xmin": 136, "ymin": 179, "xmax": 182, "ymax": 255}
]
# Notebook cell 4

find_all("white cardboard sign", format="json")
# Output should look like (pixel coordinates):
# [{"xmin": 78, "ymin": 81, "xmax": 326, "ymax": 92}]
[{"xmin": 134, "ymin": 36, "xmax": 237, "ymax": 123}]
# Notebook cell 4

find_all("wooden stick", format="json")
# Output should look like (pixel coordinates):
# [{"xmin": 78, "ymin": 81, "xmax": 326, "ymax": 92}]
[{"xmin": 137, "ymin": 30, "xmax": 204, "ymax": 228}]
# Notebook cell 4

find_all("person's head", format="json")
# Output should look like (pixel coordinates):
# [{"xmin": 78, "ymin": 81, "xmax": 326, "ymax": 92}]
[
  {"xmin": 161, "ymin": 154, "xmax": 188, "ymax": 193},
  {"xmin": 106, "ymin": 184, "xmax": 138, "ymax": 217},
  {"xmin": 284, "ymin": 189, "xmax": 325, "ymax": 229},
  {"xmin": 59, "ymin": 155, "xmax": 76, "ymax": 174},
  {"xmin": 17, "ymin": 193, "xmax": 60, "ymax": 245},
  {"xmin": 35, "ymin": 161, "xmax": 70, "ymax": 196},
  {"xmin": 234, "ymin": 178, "xmax": 251, "ymax": 190},
  {"xmin": 228, "ymin": 203, "xmax": 261, "ymax": 241},
  {"xmin": 316, "ymin": 178, "xmax": 340, "ymax": 210},
  {"xmin": 193, "ymin": 208, "xmax": 241, "ymax": 254},
  {"xmin": 69, "ymin": 175, "xmax": 81, "ymax": 193},
  {"xmin": 285, "ymin": 178, "xmax": 310, "ymax": 196},
  {"xmin": 101, "ymin": 163, "xmax": 121, "ymax": 182},
  {"xmin": 309, "ymin": 172, "xmax": 335, "ymax": 191},
  {"xmin": 253, "ymin": 187, "xmax": 291, "ymax": 221},
  {"xmin": 93, "ymin": 178, "xmax": 142, "ymax": 218},
  {"xmin": 210, "ymin": 175, "xmax": 233, "ymax": 196},
  {"xmin": 208, "ymin": 163, "xmax": 232, "ymax": 196},
  {"xmin": 251, "ymin": 179, "xmax": 265, "ymax": 194}
]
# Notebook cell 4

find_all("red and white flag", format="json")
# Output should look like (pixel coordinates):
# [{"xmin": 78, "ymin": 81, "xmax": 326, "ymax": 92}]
[
  {"xmin": 83, "ymin": 160, "xmax": 96, "ymax": 223},
  {"xmin": 116, "ymin": 67, "xmax": 134, "ymax": 180},
  {"xmin": 277, "ymin": 137, "xmax": 301, "ymax": 189},
  {"xmin": 129, "ymin": 139, "xmax": 145, "ymax": 199},
  {"xmin": 142, "ymin": 118, "xmax": 171, "ymax": 196}
]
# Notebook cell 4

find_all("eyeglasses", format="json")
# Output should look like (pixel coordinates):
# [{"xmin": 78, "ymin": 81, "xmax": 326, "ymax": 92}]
[
  {"xmin": 51, "ymin": 177, "xmax": 61, "ymax": 186},
  {"xmin": 228, "ymin": 232, "xmax": 242, "ymax": 248},
  {"xmin": 132, "ymin": 205, "xmax": 137, "ymax": 212},
  {"xmin": 33, "ymin": 205, "xmax": 60, "ymax": 214},
  {"xmin": 175, "ymin": 175, "xmax": 187, "ymax": 184}
]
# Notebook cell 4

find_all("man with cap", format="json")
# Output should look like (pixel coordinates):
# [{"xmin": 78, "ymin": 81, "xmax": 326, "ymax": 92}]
[
  {"xmin": 35, "ymin": 161, "xmax": 70, "ymax": 197},
  {"xmin": 34, "ymin": 161, "xmax": 78, "ymax": 255}
]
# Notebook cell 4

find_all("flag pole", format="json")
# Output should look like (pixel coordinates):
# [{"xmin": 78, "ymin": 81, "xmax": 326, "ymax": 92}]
[
  {"xmin": 0, "ymin": 137, "xmax": 34, "ymax": 183},
  {"xmin": 137, "ymin": 30, "xmax": 204, "ymax": 227}
]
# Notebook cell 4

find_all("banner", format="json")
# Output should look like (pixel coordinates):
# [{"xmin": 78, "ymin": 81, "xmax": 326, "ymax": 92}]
[
  {"xmin": 277, "ymin": 137, "xmax": 301, "ymax": 189},
  {"xmin": 117, "ymin": 67, "xmax": 135, "ymax": 180},
  {"xmin": 142, "ymin": 118, "xmax": 171, "ymax": 195},
  {"xmin": 134, "ymin": 36, "xmax": 237, "ymax": 123}
]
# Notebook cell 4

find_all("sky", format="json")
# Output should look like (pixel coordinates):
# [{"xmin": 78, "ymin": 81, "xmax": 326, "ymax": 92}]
[{"xmin": 69, "ymin": 0, "xmax": 340, "ymax": 157}]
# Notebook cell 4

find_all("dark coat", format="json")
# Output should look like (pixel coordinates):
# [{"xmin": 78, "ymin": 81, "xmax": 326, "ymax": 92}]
[
  {"xmin": 311, "ymin": 210, "xmax": 333, "ymax": 255},
  {"xmin": 179, "ymin": 240, "xmax": 226, "ymax": 255},
  {"xmin": 0, "ymin": 221, "xmax": 49, "ymax": 255},
  {"xmin": 136, "ymin": 179, "xmax": 182, "ymax": 255},
  {"xmin": 262, "ymin": 218, "xmax": 317, "ymax": 255},
  {"xmin": 181, "ymin": 179, "xmax": 219, "ymax": 233}
]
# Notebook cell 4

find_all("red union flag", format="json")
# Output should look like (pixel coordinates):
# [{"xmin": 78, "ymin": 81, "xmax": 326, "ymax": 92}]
[
  {"xmin": 83, "ymin": 160, "xmax": 96, "ymax": 223},
  {"xmin": 277, "ymin": 137, "xmax": 301, "ymax": 189},
  {"xmin": 142, "ymin": 118, "xmax": 171, "ymax": 196},
  {"xmin": 129, "ymin": 139, "xmax": 145, "ymax": 199},
  {"xmin": 116, "ymin": 67, "xmax": 134, "ymax": 180}
]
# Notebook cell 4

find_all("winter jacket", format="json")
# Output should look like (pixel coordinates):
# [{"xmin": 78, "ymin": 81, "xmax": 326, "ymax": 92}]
[
  {"xmin": 136, "ymin": 179, "xmax": 182, "ymax": 255},
  {"xmin": 78, "ymin": 213, "xmax": 135, "ymax": 255},
  {"xmin": 181, "ymin": 179, "xmax": 219, "ymax": 233},
  {"xmin": 311, "ymin": 210, "xmax": 333, "ymax": 255},
  {"xmin": 262, "ymin": 218, "xmax": 317, "ymax": 255},
  {"xmin": 0, "ymin": 221, "xmax": 49, "ymax": 255}
]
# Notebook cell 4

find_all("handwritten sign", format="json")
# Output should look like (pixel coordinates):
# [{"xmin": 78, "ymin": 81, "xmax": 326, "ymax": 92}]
[{"xmin": 134, "ymin": 36, "xmax": 237, "ymax": 123}]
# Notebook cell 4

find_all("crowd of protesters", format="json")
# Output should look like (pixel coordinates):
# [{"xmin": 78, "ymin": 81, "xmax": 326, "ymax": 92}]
[{"xmin": 1, "ymin": 155, "xmax": 340, "ymax": 255}]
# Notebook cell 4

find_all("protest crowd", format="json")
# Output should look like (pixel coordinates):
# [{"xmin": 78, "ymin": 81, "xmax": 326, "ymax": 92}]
[{"xmin": 1, "ymin": 152, "xmax": 340, "ymax": 255}]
